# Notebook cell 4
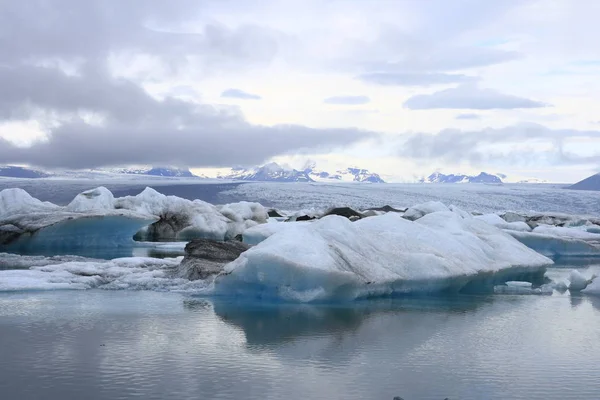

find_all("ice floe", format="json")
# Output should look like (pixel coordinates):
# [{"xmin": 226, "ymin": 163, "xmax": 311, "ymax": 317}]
[{"xmin": 0, "ymin": 253, "xmax": 209, "ymax": 292}]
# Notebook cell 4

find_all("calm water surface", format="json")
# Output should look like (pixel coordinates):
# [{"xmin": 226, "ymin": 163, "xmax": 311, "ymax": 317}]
[{"xmin": 1, "ymin": 291, "xmax": 599, "ymax": 400}]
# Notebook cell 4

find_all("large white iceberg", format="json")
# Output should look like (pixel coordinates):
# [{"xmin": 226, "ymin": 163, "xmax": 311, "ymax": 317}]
[{"xmin": 214, "ymin": 211, "xmax": 552, "ymax": 302}]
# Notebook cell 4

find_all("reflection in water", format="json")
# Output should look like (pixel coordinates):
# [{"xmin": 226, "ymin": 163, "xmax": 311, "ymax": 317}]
[
  {"xmin": 204, "ymin": 297, "xmax": 486, "ymax": 347},
  {"xmin": 1, "ymin": 291, "xmax": 600, "ymax": 400}
]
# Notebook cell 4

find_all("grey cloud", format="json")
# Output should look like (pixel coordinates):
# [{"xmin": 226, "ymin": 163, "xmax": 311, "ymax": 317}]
[
  {"xmin": 404, "ymin": 85, "xmax": 549, "ymax": 110},
  {"xmin": 0, "ymin": 0, "xmax": 361, "ymax": 169},
  {"xmin": 357, "ymin": 72, "xmax": 475, "ymax": 87},
  {"xmin": 0, "ymin": 62, "xmax": 372, "ymax": 168},
  {"xmin": 324, "ymin": 96, "xmax": 370, "ymax": 105},
  {"xmin": 397, "ymin": 123, "xmax": 600, "ymax": 167},
  {"xmin": 0, "ymin": 122, "xmax": 373, "ymax": 169},
  {"xmin": 221, "ymin": 89, "xmax": 262, "ymax": 100},
  {"xmin": 456, "ymin": 113, "xmax": 481, "ymax": 120}
]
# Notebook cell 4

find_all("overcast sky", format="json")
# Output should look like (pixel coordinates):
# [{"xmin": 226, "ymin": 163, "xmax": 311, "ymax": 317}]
[{"xmin": 1, "ymin": 0, "xmax": 600, "ymax": 182}]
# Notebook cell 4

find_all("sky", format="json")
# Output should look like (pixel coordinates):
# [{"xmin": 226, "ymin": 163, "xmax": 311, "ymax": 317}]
[{"xmin": 1, "ymin": 0, "xmax": 600, "ymax": 183}]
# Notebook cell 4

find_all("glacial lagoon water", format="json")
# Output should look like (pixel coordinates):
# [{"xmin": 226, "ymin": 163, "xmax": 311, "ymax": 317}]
[{"xmin": 1, "ymin": 286, "xmax": 600, "ymax": 400}]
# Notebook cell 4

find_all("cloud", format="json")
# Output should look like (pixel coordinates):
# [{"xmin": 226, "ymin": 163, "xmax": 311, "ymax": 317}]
[
  {"xmin": 397, "ymin": 123, "xmax": 600, "ymax": 167},
  {"xmin": 221, "ymin": 89, "xmax": 262, "ymax": 100},
  {"xmin": 0, "ymin": 64, "xmax": 373, "ymax": 168},
  {"xmin": 324, "ymin": 96, "xmax": 370, "ymax": 105},
  {"xmin": 0, "ymin": 123, "xmax": 374, "ymax": 169},
  {"xmin": 455, "ymin": 113, "xmax": 481, "ymax": 120},
  {"xmin": 404, "ymin": 85, "xmax": 549, "ymax": 110},
  {"xmin": 357, "ymin": 72, "xmax": 476, "ymax": 87}
]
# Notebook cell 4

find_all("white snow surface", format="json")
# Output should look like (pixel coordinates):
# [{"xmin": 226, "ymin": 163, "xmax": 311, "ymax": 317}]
[{"xmin": 215, "ymin": 211, "xmax": 552, "ymax": 302}]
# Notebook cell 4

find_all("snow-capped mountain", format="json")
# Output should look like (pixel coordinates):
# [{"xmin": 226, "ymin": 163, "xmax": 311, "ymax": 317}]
[
  {"xmin": 308, "ymin": 167, "xmax": 385, "ymax": 183},
  {"xmin": 0, "ymin": 166, "xmax": 49, "ymax": 179},
  {"xmin": 103, "ymin": 166, "xmax": 198, "ymax": 178},
  {"xmin": 218, "ymin": 163, "xmax": 312, "ymax": 182},
  {"xmin": 218, "ymin": 163, "xmax": 385, "ymax": 183},
  {"xmin": 420, "ymin": 172, "xmax": 503, "ymax": 184}
]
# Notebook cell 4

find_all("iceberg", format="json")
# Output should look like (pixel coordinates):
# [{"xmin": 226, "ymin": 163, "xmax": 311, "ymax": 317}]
[
  {"xmin": 0, "ymin": 187, "xmax": 268, "ymax": 257},
  {"xmin": 214, "ymin": 211, "xmax": 552, "ymax": 302}
]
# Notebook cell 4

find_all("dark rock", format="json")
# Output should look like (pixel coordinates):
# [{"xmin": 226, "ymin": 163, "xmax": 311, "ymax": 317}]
[
  {"xmin": 295, "ymin": 215, "xmax": 316, "ymax": 221},
  {"xmin": 0, "ymin": 226, "xmax": 24, "ymax": 245},
  {"xmin": 323, "ymin": 207, "xmax": 365, "ymax": 220},
  {"xmin": 233, "ymin": 234, "xmax": 243, "ymax": 242},
  {"xmin": 366, "ymin": 205, "xmax": 405, "ymax": 213},
  {"xmin": 139, "ymin": 212, "xmax": 190, "ymax": 241},
  {"xmin": 176, "ymin": 239, "xmax": 250, "ymax": 281},
  {"xmin": 268, "ymin": 209, "xmax": 283, "ymax": 218}
]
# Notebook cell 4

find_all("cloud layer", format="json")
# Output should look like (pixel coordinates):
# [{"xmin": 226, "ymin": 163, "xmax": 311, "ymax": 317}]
[
  {"xmin": 404, "ymin": 85, "xmax": 549, "ymax": 110},
  {"xmin": 398, "ymin": 123, "xmax": 600, "ymax": 167}
]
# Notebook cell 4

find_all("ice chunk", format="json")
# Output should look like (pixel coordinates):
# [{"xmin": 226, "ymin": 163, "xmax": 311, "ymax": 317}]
[
  {"xmin": 215, "ymin": 211, "xmax": 552, "ymax": 302},
  {"xmin": 402, "ymin": 201, "xmax": 449, "ymax": 221},
  {"xmin": 568, "ymin": 270, "xmax": 591, "ymax": 292},
  {"xmin": 582, "ymin": 277, "xmax": 600, "ymax": 296},
  {"xmin": 475, "ymin": 214, "xmax": 531, "ymax": 232}
]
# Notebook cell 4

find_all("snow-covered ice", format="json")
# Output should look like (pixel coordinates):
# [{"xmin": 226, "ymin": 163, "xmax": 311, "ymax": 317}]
[{"xmin": 214, "ymin": 211, "xmax": 552, "ymax": 302}]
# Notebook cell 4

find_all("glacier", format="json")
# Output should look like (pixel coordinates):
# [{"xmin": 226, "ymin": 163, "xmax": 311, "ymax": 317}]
[
  {"xmin": 214, "ymin": 211, "xmax": 553, "ymax": 302},
  {"xmin": 0, "ymin": 186, "xmax": 267, "ymax": 257}
]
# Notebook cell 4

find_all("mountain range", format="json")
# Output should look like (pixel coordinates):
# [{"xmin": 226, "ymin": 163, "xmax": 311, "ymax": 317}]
[
  {"xmin": 420, "ymin": 172, "xmax": 503, "ymax": 184},
  {"xmin": 217, "ymin": 162, "xmax": 386, "ymax": 183},
  {"xmin": 0, "ymin": 165, "xmax": 199, "ymax": 179}
]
